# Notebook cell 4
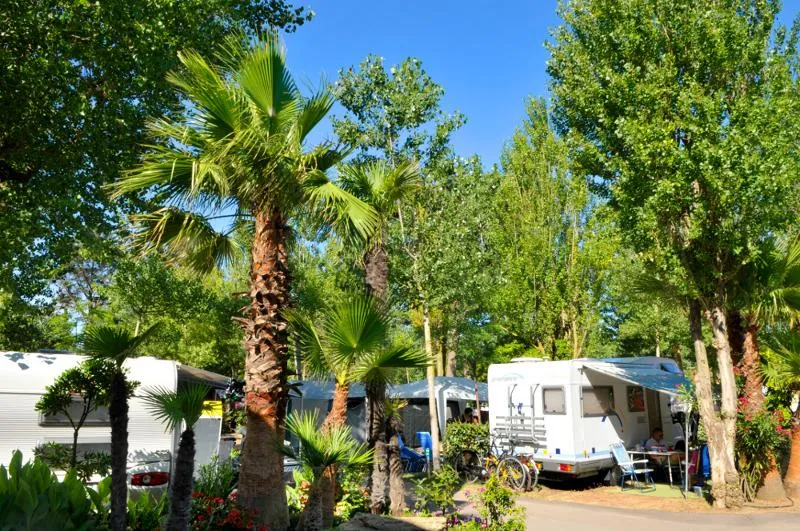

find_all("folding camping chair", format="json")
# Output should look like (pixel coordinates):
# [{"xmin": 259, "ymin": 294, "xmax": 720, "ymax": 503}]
[
  {"xmin": 398, "ymin": 435, "xmax": 426, "ymax": 473},
  {"xmin": 610, "ymin": 441, "xmax": 655, "ymax": 491}
]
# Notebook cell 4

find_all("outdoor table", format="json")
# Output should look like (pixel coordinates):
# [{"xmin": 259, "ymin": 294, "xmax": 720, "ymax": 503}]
[{"xmin": 628, "ymin": 450, "xmax": 684, "ymax": 495}]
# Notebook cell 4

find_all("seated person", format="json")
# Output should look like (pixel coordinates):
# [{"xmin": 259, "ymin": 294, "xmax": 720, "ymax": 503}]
[
  {"xmin": 461, "ymin": 407, "xmax": 475, "ymax": 423},
  {"xmin": 645, "ymin": 427, "xmax": 664, "ymax": 449}
]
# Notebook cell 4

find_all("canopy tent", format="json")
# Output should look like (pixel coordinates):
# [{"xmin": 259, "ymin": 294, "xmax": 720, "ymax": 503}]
[
  {"xmin": 580, "ymin": 358, "xmax": 689, "ymax": 396},
  {"xmin": 389, "ymin": 377, "xmax": 488, "ymax": 437}
]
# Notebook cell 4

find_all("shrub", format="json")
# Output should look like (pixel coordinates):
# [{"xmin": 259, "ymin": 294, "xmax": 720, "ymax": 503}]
[
  {"xmin": 191, "ymin": 491, "xmax": 266, "ymax": 531},
  {"xmin": 334, "ymin": 464, "xmax": 370, "ymax": 524},
  {"xmin": 286, "ymin": 468, "xmax": 314, "ymax": 516},
  {"xmin": 735, "ymin": 406, "xmax": 791, "ymax": 500},
  {"xmin": 128, "ymin": 492, "xmax": 168, "ymax": 530},
  {"xmin": 449, "ymin": 476, "xmax": 525, "ymax": 531},
  {"xmin": 0, "ymin": 450, "xmax": 109, "ymax": 530},
  {"xmin": 442, "ymin": 422, "xmax": 489, "ymax": 461},
  {"xmin": 195, "ymin": 455, "xmax": 238, "ymax": 500},
  {"xmin": 33, "ymin": 442, "xmax": 111, "ymax": 483},
  {"xmin": 413, "ymin": 464, "xmax": 461, "ymax": 516}
]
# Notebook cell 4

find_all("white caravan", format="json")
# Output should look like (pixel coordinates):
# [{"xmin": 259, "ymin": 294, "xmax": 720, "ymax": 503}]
[
  {"xmin": 0, "ymin": 351, "xmax": 228, "ymax": 494},
  {"xmin": 487, "ymin": 357, "xmax": 688, "ymax": 478}
]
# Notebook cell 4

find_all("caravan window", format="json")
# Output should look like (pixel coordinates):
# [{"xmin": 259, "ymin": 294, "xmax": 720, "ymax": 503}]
[
  {"xmin": 38, "ymin": 400, "xmax": 111, "ymax": 427},
  {"xmin": 543, "ymin": 387, "xmax": 566, "ymax": 415},
  {"xmin": 582, "ymin": 386, "xmax": 614, "ymax": 417}
]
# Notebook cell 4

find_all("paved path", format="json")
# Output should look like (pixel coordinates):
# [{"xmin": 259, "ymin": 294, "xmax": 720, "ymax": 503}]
[{"xmin": 518, "ymin": 498, "xmax": 798, "ymax": 530}]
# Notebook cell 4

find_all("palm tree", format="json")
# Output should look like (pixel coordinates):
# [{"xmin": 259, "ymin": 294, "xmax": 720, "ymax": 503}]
[
  {"xmin": 338, "ymin": 160, "xmax": 421, "ymax": 302},
  {"xmin": 142, "ymin": 384, "xmax": 212, "ymax": 531},
  {"xmin": 83, "ymin": 324, "xmax": 158, "ymax": 531},
  {"xmin": 735, "ymin": 236, "xmax": 800, "ymax": 414},
  {"xmin": 280, "ymin": 411, "xmax": 373, "ymax": 531},
  {"xmin": 763, "ymin": 328, "xmax": 800, "ymax": 499},
  {"xmin": 287, "ymin": 293, "xmax": 428, "ymax": 521},
  {"xmin": 110, "ymin": 34, "xmax": 376, "ymax": 529},
  {"xmin": 337, "ymin": 160, "xmax": 423, "ymax": 506}
]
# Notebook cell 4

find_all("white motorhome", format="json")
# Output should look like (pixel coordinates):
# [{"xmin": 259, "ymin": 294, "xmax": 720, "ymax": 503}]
[
  {"xmin": 0, "ymin": 351, "xmax": 229, "ymax": 493},
  {"xmin": 487, "ymin": 357, "xmax": 688, "ymax": 478}
]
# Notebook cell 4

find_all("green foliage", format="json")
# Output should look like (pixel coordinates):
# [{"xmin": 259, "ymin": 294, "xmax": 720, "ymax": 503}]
[
  {"xmin": 735, "ymin": 408, "xmax": 791, "ymax": 501},
  {"xmin": 458, "ymin": 476, "xmax": 526, "ymax": 531},
  {"xmin": 548, "ymin": 0, "xmax": 800, "ymax": 302},
  {"xmin": 285, "ymin": 468, "xmax": 314, "ymax": 515},
  {"xmin": 127, "ymin": 493, "xmax": 168, "ymax": 531},
  {"xmin": 0, "ymin": 0, "xmax": 311, "ymax": 305},
  {"xmin": 333, "ymin": 55, "xmax": 465, "ymax": 165},
  {"xmin": 35, "ymin": 357, "xmax": 116, "ymax": 423},
  {"xmin": 195, "ymin": 455, "xmax": 238, "ymax": 500},
  {"xmin": 334, "ymin": 465, "xmax": 370, "ymax": 524},
  {"xmin": 33, "ymin": 443, "xmax": 110, "ymax": 483},
  {"xmin": 442, "ymin": 423, "xmax": 489, "ymax": 460},
  {"xmin": 142, "ymin": 384, "xmax": 212, "ymax": 432},
  {"xmin": 281, "ymin": 411, "xmax": 373, "ymax": 480},
  {"xmin": 412, "ymin": 464, "xmax": 460, "ymax": 515},
  {"xmin": 0, "ymin": 451, "xmax": 108, "ymax": 530}
]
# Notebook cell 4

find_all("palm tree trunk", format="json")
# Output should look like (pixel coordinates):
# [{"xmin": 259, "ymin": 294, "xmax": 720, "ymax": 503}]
[
  {"xmin": 364, "ymin": 244, "xmax": 389, "ymax": 303},
  {"xmin": 109, "ymin": 370, "xmax": 129, "ymax": 531},
  {"xmin": 388, "ymin": 427, "xmax": 406, "ymax": 515},
  {"xmin": 368, "ymin": 382, "xmax": 387, "ymax": 514},
  {"xmin": 319, "ymin": 383, "xmax": 350, "ymax": 527},
  {"xmin": 785, "ymin": 406, "xmax": 800, "ymax": 499},
  {"xmin": 238, "ymin": 209, "xmax": 291, "ymax": 530},
  {"xmin": 166, "ymin": 428, "xmax": 196, "ymax": 531},
  {"xmin": 299, "ymin": 480, "xmax": 323, "ymax": 531},
  {"xmin": 742, "ymin": 323, "xmax": 765, "ymax": 414}
]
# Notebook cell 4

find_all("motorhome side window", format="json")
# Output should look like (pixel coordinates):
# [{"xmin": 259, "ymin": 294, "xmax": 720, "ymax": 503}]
[
  {"xmin": 582, "ymin": 386, "xmax": 614, "ymax": 417},
  {"xmin": 38, "ymin": 400, "xmax": 111, "ymax": 427},
  {"xmin": 543, "ymin": 387, "xmax": 566, "ymax": 414}
]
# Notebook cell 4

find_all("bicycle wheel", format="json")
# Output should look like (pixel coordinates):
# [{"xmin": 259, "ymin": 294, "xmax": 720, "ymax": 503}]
[
  {"xmin": 526, "ymin": 460, "xmax": 540, "ymax": 490},
  {"xmin": 496, "ymin": 456, "xmax": 528, "ymax": 491},
  {"xmin": 453, "ymin": 450, "xmax": 483, "ymax": 482}
]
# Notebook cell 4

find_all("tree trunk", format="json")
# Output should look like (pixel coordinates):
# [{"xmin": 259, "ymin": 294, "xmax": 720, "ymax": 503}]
[
  {"xmin": 785, "ymin": 406, "xmax": 800, "ymax": 500},
  {"xmin": 166, "ymin": 429, "xmax": 196, "ymax": 531},
  {"xmin": 741, "ymin": 323, "xmax": 764, "ymax": 415},
  {"xmin": 706, "ymin": 305, "xmax": 743, "ymax": 508},
  {"xmin": 423, "ymin": 303, "xmax": 441, "ymax": 471},
  {"xmin": 319, "ymin": 383, "xmax": 350, "ymax": 527},
  {"xmin": 299, "ymin": 480, "xmax": 323, "ymax": 531},
  {"xmin": 364, "ymin": 244, "xmax": 389, "ymax": 303},
  {"xmin": 388, "ymin": 428, "xmax": 406, "ymax": 515},
  {"xmin": 71, "ymin": 428, "xmax": 79, "ymax": 470},
  {"xmin": 109, "ymin": 370, "xmax": 129, "ymax": 531},
  {"xmin": 446, "ymin": 327, "xmax": 457, "ymax": 377},
  {"xmin": 368, "ymin": 382, "xmax": 388, "ymax": 514},
  {"xmin": 437, "ymin": 335, "xmax": 446, "ymax": 377},
  {"xmin": 726, "ymin": 309, "xmax": 745, "ymax": 366},
  {"xmin": 238, "ymin": 209, "xmax": 291, "ymax": 530}
]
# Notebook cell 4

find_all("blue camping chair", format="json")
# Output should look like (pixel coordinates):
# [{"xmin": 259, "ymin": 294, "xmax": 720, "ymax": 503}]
[
  {"xmin": 398, "ymin": 435, "xmax": 426, "ymax": 473},
  {"xmin": 610, "ymin": 441, "xmax": 655, "ymax": 491}
]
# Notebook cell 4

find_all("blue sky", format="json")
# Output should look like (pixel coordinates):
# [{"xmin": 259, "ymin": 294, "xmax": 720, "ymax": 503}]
[{"xmin": 283, "ymin": 0, "xmax": 800, "ymax": 167}]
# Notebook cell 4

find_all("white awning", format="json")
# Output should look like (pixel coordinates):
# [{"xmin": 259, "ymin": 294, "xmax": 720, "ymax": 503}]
[{"xmin": 582, "ymin": 359, "xmax": 689, "ymax": 396}]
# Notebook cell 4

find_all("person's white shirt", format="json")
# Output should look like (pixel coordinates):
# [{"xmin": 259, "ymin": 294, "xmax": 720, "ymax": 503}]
[{"xmin": 645, "ymin": 438, "xmax": 662, "ymax": 448}]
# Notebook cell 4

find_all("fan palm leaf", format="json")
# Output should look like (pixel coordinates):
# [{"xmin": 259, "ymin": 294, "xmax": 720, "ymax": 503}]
[{"xmin": 141, "ymin": 384, "xmax": 213, "ymax": 431}]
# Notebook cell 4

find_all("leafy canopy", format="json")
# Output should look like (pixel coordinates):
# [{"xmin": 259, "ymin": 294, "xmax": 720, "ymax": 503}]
[{"xmin": 142, "ymin": 384, "xmax": 213, "ymax": 432}]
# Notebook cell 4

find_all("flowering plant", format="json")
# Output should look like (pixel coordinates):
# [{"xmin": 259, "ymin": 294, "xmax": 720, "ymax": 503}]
[
  {"xmin": 449, "ymin": 476, "xmax": 525, "ymax": 531},
  {"xmin": 735, "ymin": 407, "xmax": 791, "ymax": 501},
  {"xmin": 191, "ymin": 491, "xmax": 266, "ymax": 531}
]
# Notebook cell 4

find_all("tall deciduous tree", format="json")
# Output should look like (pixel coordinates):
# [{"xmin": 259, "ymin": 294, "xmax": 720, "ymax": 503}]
[
  {"xmin": 549, "ymin": 0, "xmax": 800, "ymax": 507},
  {"xmin": 111, "ymin": 35, "xmax": 376, "ymax": 529},
  {"xmin": 0, "ymin": 0, "xmax": 311, "ymax": 303}
]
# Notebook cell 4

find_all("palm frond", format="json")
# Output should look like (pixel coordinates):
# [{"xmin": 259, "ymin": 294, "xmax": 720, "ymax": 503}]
[
  {"xmin": 761, "ymin": 327, "xmax": 800, "ymax": 389},
  {"xmin": 284, "ymin": 309, "xmax": 331, "ymax": 381},
  {"xmin": 302, "ymin": 170, "xmax": 378, "ymax": 242},
  {"xmin": 352, "ymin": 346, "xmax": 430, "ymax": 386},
  {"xmin": 141, "ymin": 384, "xmax": 212, "ymax": 432},
  {"xmin": 338, "ymin": 160, "xmax": 421, "ymax": 218},
  {"xmin": 282, "ymin": 411, "xmax": 373, "ymax": 477},
  {"xmin": 325, "ymin": 295, "xmax": 388, "ymax": 368},
  {"xmin": 296, "ymin": 89, "xmax": 336, "ymax": 144},
  {"xmin": 83, "ymin": 324, "xmax": 160, "ymax": 367},
  {"xmin": 130, "ymin": 208, "xmax": 245, "ymax": 274}
]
